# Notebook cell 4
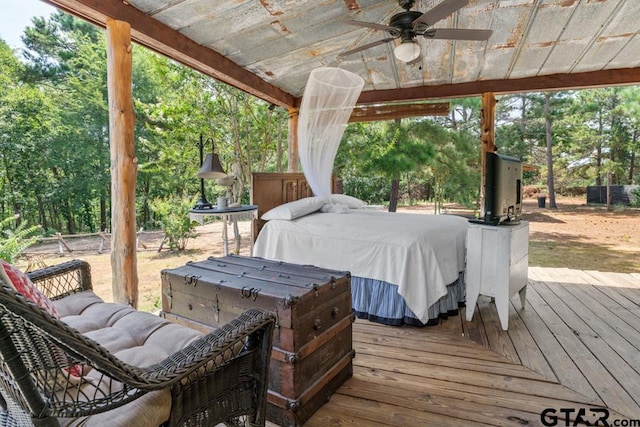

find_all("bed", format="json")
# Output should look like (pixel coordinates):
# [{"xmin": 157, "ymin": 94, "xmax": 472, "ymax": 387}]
[{"xmin": 250, "ymin": 173, "xmax": 468, "ymax": 326}]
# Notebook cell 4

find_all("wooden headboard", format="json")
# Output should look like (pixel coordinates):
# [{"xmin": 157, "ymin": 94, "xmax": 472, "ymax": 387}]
[{"xmin": 250, "ymin": 173, "xmax": 337, "ymax": 240}]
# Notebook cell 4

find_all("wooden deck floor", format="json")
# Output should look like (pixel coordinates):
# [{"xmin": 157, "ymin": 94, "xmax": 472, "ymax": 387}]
[{"xmin": 289, "ymin": 268, "xmax": 640, "ymax": 426}]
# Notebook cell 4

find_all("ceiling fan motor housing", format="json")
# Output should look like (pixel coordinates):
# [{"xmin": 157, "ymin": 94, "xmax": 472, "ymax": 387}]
[
  {"xmin": 397, "ymin": 0, "xmax": 415, "ymax": 10},
  {"xmin": 389, "ymin": 10, "xmax": 423, "ymax": 40}
]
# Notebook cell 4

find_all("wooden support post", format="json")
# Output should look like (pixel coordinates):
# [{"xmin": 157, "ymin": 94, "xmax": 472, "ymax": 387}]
[
  {"xmin": 106, "ymin": 19, "xmax": 138, "ymax": 308},
  {"xmin": 480, "ymin": 92, "xmax": 497, "ymax": 218},
  {"xmin": 287, "ymin": 108, "xmax": 299, "ymax": 173}
]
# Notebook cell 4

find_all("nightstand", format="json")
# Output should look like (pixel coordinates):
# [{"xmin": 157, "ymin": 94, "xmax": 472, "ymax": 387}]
[{"xmin": 465, "ymin": 221, "xmax": 529, "ymax": 330}]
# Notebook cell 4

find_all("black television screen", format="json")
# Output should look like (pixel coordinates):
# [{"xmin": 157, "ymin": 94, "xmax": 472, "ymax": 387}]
[{"xmin": 483, "ymin": 152, "xmax": 522, "ymax": 225}]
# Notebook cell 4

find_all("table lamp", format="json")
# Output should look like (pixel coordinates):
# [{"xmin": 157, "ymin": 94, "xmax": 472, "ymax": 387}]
[{"xmin": 193, "ymin": 134, "xmax": 226, "ymax": 210}]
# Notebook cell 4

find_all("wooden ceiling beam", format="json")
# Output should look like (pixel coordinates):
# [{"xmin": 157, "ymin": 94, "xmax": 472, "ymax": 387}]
[
  {"xmin": 355, "ymin": 68, "xmax": 640, "ymax": 105},
  {"xmin": 348, "ymin": 102, "xmax": 450, "ymax": 123},
  {"xmin": 43, "ymin": 0, "xmax": 297, "ymax": 109}
]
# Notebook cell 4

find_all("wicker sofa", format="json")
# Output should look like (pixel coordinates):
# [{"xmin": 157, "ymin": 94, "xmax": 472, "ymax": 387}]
[{"xmin": 0, "ymin": 259, "xmax": 275, "ymax": 427}]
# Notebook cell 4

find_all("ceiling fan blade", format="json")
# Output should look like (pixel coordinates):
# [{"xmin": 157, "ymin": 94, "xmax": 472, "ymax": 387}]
[
  {"xmin": 413, "ymin": 0, "xmax": 469, "ymax": 28},
  {"xmin": 337, "ymin": 38, "xmax": 396, "ymax": 57},
  {"xmin": 345, "ymin": 20, "xmax": 398, "ymax": 33},
  {"xmin": 422, "ymin": 28, "xmax": 493, "ymax": 41}
]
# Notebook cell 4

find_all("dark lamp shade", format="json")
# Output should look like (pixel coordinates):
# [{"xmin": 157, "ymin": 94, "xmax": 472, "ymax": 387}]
[{"xmin": 198, "ymin": 153, "xmax": 226, "ymax": 179}]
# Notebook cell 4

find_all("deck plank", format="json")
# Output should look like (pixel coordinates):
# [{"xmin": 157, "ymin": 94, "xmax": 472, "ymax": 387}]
[
  {"xmin": 313, "ymin": 393, "xmax": 493, "ymax": 426},
  {"xmin": 353, "ymin": 352, "xmax": 594, "ymax": 404},
  {"xmin": 300, "ymin": 268, "xmax": 640, "ymax": 426},
  {"xmin": 508, "ymin": 284, "xmax": 597, "ymax": 398},
  {"xmin": 460, "ymin": 304, "xmax": 490, "ymax": 347},
  {"xmin": 434, "ymin": 305, "xmax": 465, "ymax": 335},
  {"xmin": 349, "ymin": 367, "xmax": 600, "ymax": 417},
  {"xmin": 584, "ymin": 270, "xmax": 640, "ymax": 307},
  {"xmin": 474, "ymin": 297, "xmax": 521, "ymax": 364},
  {"xmin": 536, "ymin": 280, "xmax": 640, "ymax": 413},
  {"xmin": 524, "ymin": 284, "xmax": 614, "ymax": 400},
  {"xmin": 353, "ymin": 339, "xmax": 550, "ymax": 381},
  {"xmin": 561, "ymin": 280, "xmax": 640, "ymax": 354},
  {"xmin": 572, "ymin": 270, "xmax": 640, "ymax": 331},
  {"xmin": 339, "ymin": 377, "xmax": 540, "ymax": 426},
  {"xmin": 352, "ymin": 325, "xmax": 517, "ymax": 364},
  {"xmin": 505, "ymin": 296, "xmax": 557, "ymax": 381}
]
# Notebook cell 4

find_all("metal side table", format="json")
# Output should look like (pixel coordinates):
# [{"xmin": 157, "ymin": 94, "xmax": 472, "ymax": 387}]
[{"xmin": 189, "ymin": 205, "xmax": 258, "ymax": 256}]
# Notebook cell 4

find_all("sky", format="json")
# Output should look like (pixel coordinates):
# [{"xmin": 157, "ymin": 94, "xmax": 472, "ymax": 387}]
[{"xmin": 0, "ymin": 0, "xmax": 57, "ymax": 50}]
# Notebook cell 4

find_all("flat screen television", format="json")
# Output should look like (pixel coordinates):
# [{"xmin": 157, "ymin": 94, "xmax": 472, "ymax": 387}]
[{"xmin": 483, "ymin": 152, "xmax": 523, "ymax": 225}]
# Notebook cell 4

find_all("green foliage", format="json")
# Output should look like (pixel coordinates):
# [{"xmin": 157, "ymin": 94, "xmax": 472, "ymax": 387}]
[
  {"xmin": 0, "ymin": 215, "xmax": 41, "ymax": 263},
  {"xmin": 1, "ymin": 12, "xmax": 287, "ymax": 235},
  {"xmin": 149, "ymin": 196, "xmax": 196, "ymax": 251},
  {"xmin": 2, "ymin": 10, "xmax": 640, "ymax": 237},
  {"xmin": 409, "ymin": 119, "xmax": 480, "ymax": 209},
  {"xmin": 630, "ymin": 187, "xmax": 640, "ymax": 207},
  {"xmin": 337, "ymin": 110, "xmax": 481, "ymax": 208},
  {"xmin": 342, "ymin": 176, "xmax": 390, "ymax": 204},
  {"xmin": 497, "ymin": 89, "xmax": 640, "ymax": 191}
]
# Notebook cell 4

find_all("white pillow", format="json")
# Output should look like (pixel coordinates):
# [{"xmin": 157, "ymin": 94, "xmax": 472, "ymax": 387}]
[
  {"xmin": 261, "ymin": 197, "xmax": 327, "ymax": 220},
  {"xmin": 320, "ymin": 203, "xmax": 350, "ymax": 214},
  {"xmin": 328, "ymin": 194, "xmax": 367, "ymax": 209}
]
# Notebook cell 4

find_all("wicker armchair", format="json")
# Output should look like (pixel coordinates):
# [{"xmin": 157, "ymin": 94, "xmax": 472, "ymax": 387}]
[{"xmin": 0, "ymin": 259, "xmax": 276, "ymax": 427}]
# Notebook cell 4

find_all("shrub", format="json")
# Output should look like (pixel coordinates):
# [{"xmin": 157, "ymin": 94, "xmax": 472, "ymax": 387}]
[
  {"xmin": 0, "ymin": 215, "xmax": 42, "ymax": 263},
  {"xmin": 557, "ymin": 186, "xmax": 586, "ymax": 197},
  {"xmin": 342, "ymin": 176, "xmax": 390, "ymax": 204},
  {"xmin": 631, "ymin": 187, "xmax": 640, "ymax": 207},
  {"xmin": 149, "ymin": 196, "xmax": 197, "ymax": 250}
]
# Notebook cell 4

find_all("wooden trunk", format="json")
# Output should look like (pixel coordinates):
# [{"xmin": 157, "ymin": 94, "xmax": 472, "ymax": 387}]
[{"xmin": 161, "ymin": 255, "xmax": 354, "ymax": 427}]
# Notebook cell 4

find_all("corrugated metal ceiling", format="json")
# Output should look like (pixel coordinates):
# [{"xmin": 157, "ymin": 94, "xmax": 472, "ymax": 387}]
[{"xmin": 46, "ymin": 0, "xmax": 640, "ymax": 106}]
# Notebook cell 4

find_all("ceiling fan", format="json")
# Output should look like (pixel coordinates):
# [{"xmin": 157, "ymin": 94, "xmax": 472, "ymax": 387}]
[{"xmin": 338, "ymin": 0, "xmax": 492, "ymax": 63}]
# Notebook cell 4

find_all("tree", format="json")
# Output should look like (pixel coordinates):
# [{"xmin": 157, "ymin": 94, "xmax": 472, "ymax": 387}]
[
  {"xmin": 338, "ymin": 119, "xmax": 435, "ymax": 211},
  {"xmin": 14, "ymin": 11, "xmax": 292, "ymax": 236},
  {"xmin": 544, "ymin": 92, "xmax": 557, "ymax": 209},
  {"xmin": 616, "ymin": 86, "xmax": 640, "ymax": 183},
  {"xmin": 411, "ymin": 120, "xmax": 479, "ymax": 213}
]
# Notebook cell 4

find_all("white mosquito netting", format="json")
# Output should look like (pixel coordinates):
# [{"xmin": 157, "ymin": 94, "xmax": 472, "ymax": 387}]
[{"xmin": 298, "ymin": 67, "xmax": 364, "ymax": 196}]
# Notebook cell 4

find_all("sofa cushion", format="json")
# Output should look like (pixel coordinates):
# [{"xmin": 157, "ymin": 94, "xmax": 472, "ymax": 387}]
[
  {"xmin": 59, "ymin": 389, "xmax": 171, "ymax": 427},
  {"xmin": 53, "ymin": 291, "xmax": 103, "ymax": 318},
  {"xmin": 53, "ymin": 292, "xmax": 203, "ymax": 367},
  {"xmin": 51, "ymin": 290, "xmax": 204, "ymax": 426}
]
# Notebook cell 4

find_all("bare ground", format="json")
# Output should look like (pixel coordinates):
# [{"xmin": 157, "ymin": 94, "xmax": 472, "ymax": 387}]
[
  {"xmin": 19, "ymin": 195, "xmax": 640, "ymax": 312},
  {"xmin": 522, "ymin": 196, "xmax": 640, "ymax": 274}
]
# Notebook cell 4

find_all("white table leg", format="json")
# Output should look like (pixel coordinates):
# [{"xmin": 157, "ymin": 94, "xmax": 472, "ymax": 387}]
[
  {"xmin": 222, "ymin": 216, "xmax": 229, "ymax": 256},
  {"xmin": 233, "ymin": 218, "xmax": 240, "ymax": 254}
]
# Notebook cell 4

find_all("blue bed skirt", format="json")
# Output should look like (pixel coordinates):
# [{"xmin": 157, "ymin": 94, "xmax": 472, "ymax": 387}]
[{"xmin": 351, "ymin": 273, "xmax": 465, "ymax": 326}]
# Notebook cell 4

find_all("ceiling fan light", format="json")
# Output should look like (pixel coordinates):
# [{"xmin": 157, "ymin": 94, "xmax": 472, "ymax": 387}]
[{"xmin": 394, "ymin": 41, "xmax": 420, "ymax": 62}]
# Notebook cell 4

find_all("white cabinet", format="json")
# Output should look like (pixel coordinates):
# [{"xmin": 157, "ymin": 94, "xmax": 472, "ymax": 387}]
[{"xmin": 465, "ymin": 221, "xmax": 529, "ymax": 330}]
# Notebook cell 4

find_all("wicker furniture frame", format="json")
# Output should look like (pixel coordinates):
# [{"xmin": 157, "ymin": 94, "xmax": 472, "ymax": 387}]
[{"xmin": 0, "ymin": 259, "xmax": 276, "ymax": 427}]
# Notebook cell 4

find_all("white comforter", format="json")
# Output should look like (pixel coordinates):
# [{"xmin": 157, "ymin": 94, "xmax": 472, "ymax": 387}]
[{"xmin": 253, "ymin": 209, "xmax": 468, "ymax": 323}]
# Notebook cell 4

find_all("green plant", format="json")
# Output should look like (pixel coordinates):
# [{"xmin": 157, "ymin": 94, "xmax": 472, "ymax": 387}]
[
  {"xmin": 631, "ymin": 187, "xmax": 640, "ymax": 207},
  {"xmin": 0, "ymin": 215, "xmax": 42, "ymax": 263},
  {"xmin": 342, "ymin": 176, "xmax": 390, "ymax": 204},
  {"xmin": 149, "ymin": 196, "xmax": 197, "ymax": 250}
]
